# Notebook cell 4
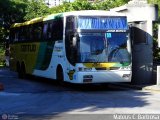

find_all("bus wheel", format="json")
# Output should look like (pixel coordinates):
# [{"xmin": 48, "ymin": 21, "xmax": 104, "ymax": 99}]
[
  {"xmin": 20, "ymin": 63, "xmax": 26, "ymax": 79},
  {"xmin": 17, "ymin": 62, "xmax": 21, "ymax": 78},
  {"xmin": 57, "ymin": 66, "xmax": 64, "ymax": 85}
]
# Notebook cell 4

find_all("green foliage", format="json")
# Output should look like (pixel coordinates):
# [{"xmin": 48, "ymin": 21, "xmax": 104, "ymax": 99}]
[
  {"xmin": 0, "ymin": 0, "xmax": 27, "ymax": 46},
  {"xmin": 50, "ymin": 0, "xmax": 96, "ymax": 13},
  {"xmin": 0, "ymin": 0, "xmax": 130, "ymax": 44},
  {"xmin": 148, "ymin": 0, "xmax": 160, "ymax": 61},
  {"xmin": 50, "ymin": 0, "xmax": 129, "ymax": 13},
  {"xmin": 0, "ymin": 0, "xmax": 51, "ymax": 46},
  {"xmin": 0, "ymin": 0, "xmax": 27, "ymax": 28},
  {"xmin": 148, "ymin": 0, "xmax": 160, "ymax": 15},
  {"xmin": 0, "ymin": 47, "xmax": 5, "ymax": 67},
  {"xmin": 0, "ymin": 27, "xmax": 8, "ymax": 45},
  {"xmin": 152, "ymin": 24, "xmax": 160, "ymax": 61},
  {"xmin": 95, "ymin": 0, "xmax": 129, "ymax": 10},
  {"xmin": 68, "ymin": 0, "xmax": 96, "ymax": 11},
  {"xmin": 24, "ymin": 0, "xmax": 51, "ymax": 20},
  {"xmin": 2, "ymin": 0, "xmax": 160, "ymax": 62}
]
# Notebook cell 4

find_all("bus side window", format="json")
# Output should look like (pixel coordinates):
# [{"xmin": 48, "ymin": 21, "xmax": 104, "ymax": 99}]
[
  {"xmin": 66, "ymin": 16, "xmax": 75, "ymax": 33},
  {"xmin": 9, "ymin": 28, "xmax": 15, "ymax": 43},
  {"xmin": 52, "ymin": 19, "xmax": 63, "ymax": 41},
  {"xmin": 24, "ymin": 26, "xmax": 31, "ymax": 41},
  {"xmin": 43, "ymin": 23, "xmax": 48, "ymax": 41},
  {"xmin": 48, "ymin": 22, "xmax": 52, "ymax": 40},
  {"xmin": 43, "ymin": 22, "xmax": 53, "ymax": 41},
  {"xmin": 33, "ymin": 23, "xmax": 43, "ymax": 41},
  {"xmin": 65, "ymin": 16, "xmax": 77, "ymax": 65},
  {"xmin": 29, "ymin": 25, "xmax": 34, "ymax": 41},
  {"xmin": 14, "ymin": 28, "xmax": 19, "ymax": 42},
  {"xmin": 19, "ymin": 26, "xmax": 27, "ymax": 41}
]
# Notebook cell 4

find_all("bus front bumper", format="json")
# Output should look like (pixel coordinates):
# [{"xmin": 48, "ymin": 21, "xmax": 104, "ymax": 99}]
[{"xmin": 71, "ymin": 70, "xmax": 131, "ymax": 84}]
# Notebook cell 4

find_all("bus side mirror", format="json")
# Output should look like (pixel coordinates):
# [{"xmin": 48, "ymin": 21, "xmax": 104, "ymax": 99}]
[
  {"xmin": 71, "ymin": 36, "xmax": 78, "ymax": 64},
  {"xmin": 72, "ymin": 36, "xmax": 77, "ymax": 48}
]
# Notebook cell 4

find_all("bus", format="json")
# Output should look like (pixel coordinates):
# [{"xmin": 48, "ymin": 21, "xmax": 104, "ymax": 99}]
[{"xmin": 9, "ymin": 10, "xmax": 132, "ymax": 84}]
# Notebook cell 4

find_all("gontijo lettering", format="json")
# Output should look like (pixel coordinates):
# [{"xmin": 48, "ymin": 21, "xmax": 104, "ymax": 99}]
[{"xmin": 21, "ymin": 44, "xmax": 36, "ymax": 52}]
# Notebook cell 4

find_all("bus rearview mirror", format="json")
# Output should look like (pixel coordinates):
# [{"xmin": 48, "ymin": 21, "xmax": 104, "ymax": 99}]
[{"xmin": 72, "ymin": 37, "xmax": 77, "ymax": 47}]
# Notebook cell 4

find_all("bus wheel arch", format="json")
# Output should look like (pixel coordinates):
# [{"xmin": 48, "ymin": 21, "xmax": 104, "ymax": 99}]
[
  {"xmin": 17, "ymin": 61, "xmax": 26, "ymax": 79},
  {"xmin": 16, "ymin": 61, "xmax": 21, "ymax": 72},
  {"xmin": 16, "ymin": 61, "xmax": 21, "ymax": 78},
  {"xmin": 21, "ymin": 61, "xmax": 26, "ymax": 79},
  {"xmin": 56, "ymin": 65, "xmax": 64, "ymax": 84}
]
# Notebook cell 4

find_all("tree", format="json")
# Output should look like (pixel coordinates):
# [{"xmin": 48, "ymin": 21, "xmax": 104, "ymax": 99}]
[
  {"xmin": 24, "ymin": 0, "xmax": 51, "ymax": 20},
  {"xmin": 67, "ymin": 0, "xmax": 96, "ymax": 11},
  {"xmin": 0, "ymin": 0, "xmax": 27, "ymax": 45},
  {"xmin": 148, "ymin": 0, "xmax": 160, "ymax": 61},
  {"xmin": 0, "ymin": 0, "xmax": 27, "ymax": 29},
  {"xmin": 95, "ymin": 0, "xmax": 129, "ymax": 10},
  {"xmin": 0, "ymin": 0, "xmax": 27, "ymax": 65},
  {"xmin": 148, "ymin": 0, "xmax": 160, "ymax": 20},
  {"xmin": 0, "ymin": 0, "xmax": 50, "ymax": 45},
  {"xmin": 50, "ymin": 0, "xmax": 129, "ymax": 13},
  {"xmin": 50, "ymin": 0, "xmax": 96, "ymax": 13}
]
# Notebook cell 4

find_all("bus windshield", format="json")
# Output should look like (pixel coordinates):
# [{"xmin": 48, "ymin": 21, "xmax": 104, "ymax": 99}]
[{"xmin": 78, "ymin": 32, "xmax": 131, "ymax": 63}]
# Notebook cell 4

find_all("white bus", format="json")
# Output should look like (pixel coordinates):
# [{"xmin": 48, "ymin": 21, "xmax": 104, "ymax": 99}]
[{"xmin": 10, "ymin": 10, "xmax": 132, "ymax": 84}]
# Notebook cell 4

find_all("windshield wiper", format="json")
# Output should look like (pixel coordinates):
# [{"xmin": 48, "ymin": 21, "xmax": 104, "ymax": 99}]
[
  {"xmin": 91, "ymin": 49, "xmax": 103, "ymax": 55},
  {"xmin": 108, "ymin": 47, "xmax": 125, "ymax": 63}
]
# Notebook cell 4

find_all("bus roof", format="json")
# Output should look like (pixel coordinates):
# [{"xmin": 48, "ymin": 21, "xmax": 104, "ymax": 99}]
[
  {"xmin": 11, "ymin": 17, "xmax": 43, "ymax": 28},
  {"xmin": 43, "ymin": 10, "xmax": 126, "ymax": 21},
  {"xmin": 11, "ymin": 10, "xmax": 126, "ymax": 28},
  {"xmin": 63, "ymin": 10, "xmax": 126, "ymax": 17},
  {"xmin": 43, "ymin": 13, "xmax": 63, "ymax": 21}
]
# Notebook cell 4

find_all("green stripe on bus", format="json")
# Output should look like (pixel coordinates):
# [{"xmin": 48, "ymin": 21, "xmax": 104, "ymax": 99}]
[{"xmin": 35, "ymin": 41, "xmax": 55, "ymax": 70}]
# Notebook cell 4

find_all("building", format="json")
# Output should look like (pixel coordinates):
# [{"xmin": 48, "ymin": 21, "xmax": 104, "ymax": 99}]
[{"xmin": 110, "ymin": 0, "xmax": 158, "ymax": 84}]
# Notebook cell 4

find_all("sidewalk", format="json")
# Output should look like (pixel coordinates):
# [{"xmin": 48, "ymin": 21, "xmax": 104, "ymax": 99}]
[
  {"xmin": 109, "ymin": 83, "xmax": 160, "ymax": 92},
  {"xmin": 143, "ymin": 85, "xmax": 160, "ymax": 92}
]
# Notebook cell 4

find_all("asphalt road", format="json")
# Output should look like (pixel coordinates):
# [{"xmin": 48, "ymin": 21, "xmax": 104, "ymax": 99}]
[{"xmin": 0, "ymin": 68, "xmax": 160, "ymax": 120}]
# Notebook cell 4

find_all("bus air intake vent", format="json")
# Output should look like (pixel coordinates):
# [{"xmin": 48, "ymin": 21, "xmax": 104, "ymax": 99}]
[
  {"xmin": 109, "ymin": 67, "xmax": 120, "ymax": 70},
  {"xmin": 95, "ymin": 67, "xmax": 107, "ymax": 70}
]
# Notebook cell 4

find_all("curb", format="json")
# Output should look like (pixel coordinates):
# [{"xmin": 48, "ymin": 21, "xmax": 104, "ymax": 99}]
[
  {"xmin": 109, "ymin": 83, "xmax": 160, "ymax": 92},
  {"xmin": 109, "ymin": 83, "xmax": 144, "ymax": 90},
  {"xmin": 142, "ymin": 85, "xmax": 160, "ymax": 92},
  {"xmin": 0, "ymin": 83, "xmax": 4, "ymax": 91}
]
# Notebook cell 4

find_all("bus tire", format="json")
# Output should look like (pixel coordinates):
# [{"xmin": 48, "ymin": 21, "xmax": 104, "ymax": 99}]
[
  {"xmin": 16, "ymin": 62, "xmax": 21, "ymax": 79},
  {"xmin": 56, "ymin": 66, "xmax": 64, "ymax": 85},
  {"xmin": 20, "ymin": 62, "xmax": 26, "ymax": 79}
]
